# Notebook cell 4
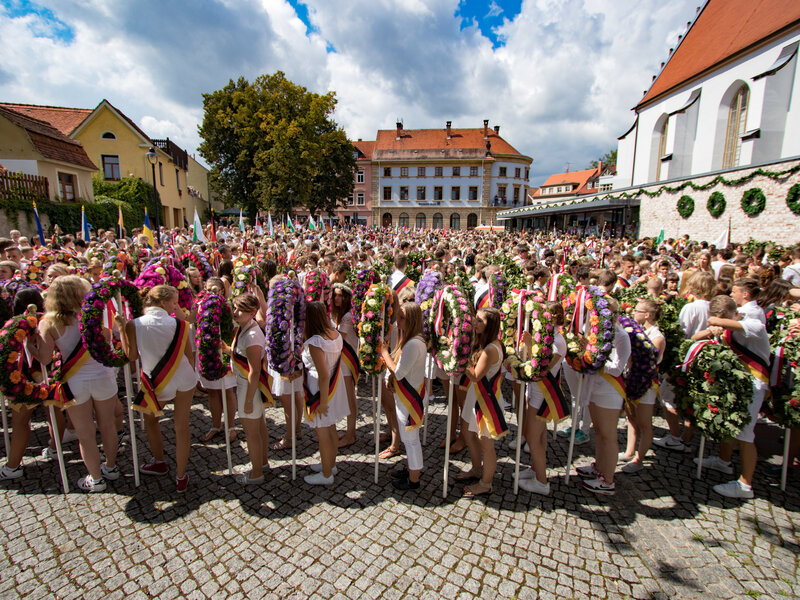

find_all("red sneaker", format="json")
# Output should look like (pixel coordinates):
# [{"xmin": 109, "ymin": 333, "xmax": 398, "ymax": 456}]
[
  {"xmin": 140, "ymin": 460, "xmax": 168, "ymax": 476},
  {"xmin": 176, "ymin": 474, "xmax": 189, "ymax": 493}
]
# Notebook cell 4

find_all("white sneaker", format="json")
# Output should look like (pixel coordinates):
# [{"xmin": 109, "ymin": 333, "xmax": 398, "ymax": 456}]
[
  {"xmin": 77, "ymin": 475, "xmax": 107, "ymax": 493},
  {"xmin": 694, "ymin": 456, "xmax": 734, "ymax": 475},
  {"xmin": 100, "ymin": 464, "xmax": 120, "ymax": 481},
  {"xmin": 237, "ymin": 473, "xmax": 265, "ymax": 485},
  {"xmin": 62, "ymin": 429, "xmax": 79, "ymax": 444},
  {"xmin": 309, "ymin": 464, "xmax": 338, "ymax": 475},
  {"xmin": 576, "ymin": 463, "xmax": 601, "ymax": 479},
  {"xmin": 0, "ymin": 465, "xmax": 23, "ymax": 480},
  {"xmin": 41, "ymin": 447, "xmax": 55, "ymax": 460},
  {"xmin": 304, "ymin": 472, "xmax": 334, "ymax": 485},
  {"xmin": 618, "ymin": 453, "xmax": 634, "ymax": 464},
  {"xmin": 713, "ymin": 479, "xmax": 753, "ymax": 499},
  {"xmin": 653, "ymin": 434, "xmax": 687, "ymax": 452},
  {"xmin": 518, "ymin": 467, "xmax": 536, "ymax": 480},
  {"xmin": 621, "ymin": 461, "xmax": 643, "ymax": 474},
  {"xmin": 519, "ymin": 477, "xmax": 550, "ymax": 495}
]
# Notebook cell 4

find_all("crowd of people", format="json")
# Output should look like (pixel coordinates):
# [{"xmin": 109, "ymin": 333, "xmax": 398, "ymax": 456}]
[{"xmin": 0, "ymin": 221, "xmax": 798, "ymax": 500}]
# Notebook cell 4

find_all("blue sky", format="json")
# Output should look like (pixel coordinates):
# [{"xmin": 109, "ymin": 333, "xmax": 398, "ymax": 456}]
[{"xmin": 0, "ymin": 0, "xmax": 697, "ymax": 185}]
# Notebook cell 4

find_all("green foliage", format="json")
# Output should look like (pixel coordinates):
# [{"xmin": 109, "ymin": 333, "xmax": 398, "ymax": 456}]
[
  {"xmin": 198, "ymin": 71, "xmax": 357, "ymax": 218},
  {"xmin": 741, "ymin": 188, "xmax": 766, "ymax": 217},
  {"xmin": 677, "ymin": 195, "xmax": 695, "ymax": 218},
  {"xmin": 590, "ymin": 149, "xmax": 617, "ymax": 169},
  {"xmin": 787, "ymin": 183, "xmax": 800, "ymax": 215},
  {"xmin": 707, "ymin": 191, "xmax": 726, "ymax": 218}
]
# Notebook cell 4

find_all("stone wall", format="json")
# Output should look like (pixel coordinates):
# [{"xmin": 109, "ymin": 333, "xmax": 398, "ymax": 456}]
[
  {"xmin": 0, "ymin": 208, "xmax": 52, "ymax": 241},
  {"xmin": 638, "ymin": 158, "xmax": 800, "ymax": 245}
]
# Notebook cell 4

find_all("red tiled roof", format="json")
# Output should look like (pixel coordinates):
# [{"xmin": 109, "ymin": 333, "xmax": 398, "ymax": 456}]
[
  {"xmin": 353, "ymin": 140, "xmax": 375, "ymax": 159},
  {"xmin": 374, "ymin": 126, "xmax": 522, "ymax": 155},
  {"xmin": 537, "ymin": 167, "xmax": 598, "ymax": 189},
  {"xmin": 0, "ymin": 105, "xmax": 97, "ymax": 170},
  {"xmin": 0, "ymin": 102, "xmax": 92, "ymax": 136},
  {"xmin": 638, "ymin": 0, "xmax": 800, "ymax": 108}
]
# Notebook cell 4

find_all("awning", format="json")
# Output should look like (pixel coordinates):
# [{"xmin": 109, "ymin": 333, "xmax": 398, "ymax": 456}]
[{"xmin": 497, "ymin": 196, "xmax": 639, "ymax": 219}]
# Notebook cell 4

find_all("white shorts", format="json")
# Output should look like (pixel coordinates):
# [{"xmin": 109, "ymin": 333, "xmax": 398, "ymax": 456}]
[
  {"xmin": 659, "ymin": 378, "xmax": 676, "ymax": 411},
  {"xmin": 67, "ymin": 370, "xmax": 118, "ymax": 405},
  {"xmin": 156, "ymin": 359, "xmax": 197, "ymax": 402},
  {"xmin": 235, "ymin": 374, "xmax": 265, "ymax": 420},
  {"xmin": 735, "ymin": 384, "xmax": 767, "ymax": 444},
  {"xmin": 589, "ymin": 393, "xmax": 624, "ymax": 411},
  {"xmin": 637, "ymin": 386, "xmax": 657, "ymax": 407}
]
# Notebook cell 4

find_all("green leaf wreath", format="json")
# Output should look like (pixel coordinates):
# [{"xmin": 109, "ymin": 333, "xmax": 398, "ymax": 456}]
[
  {"xmin": 707, "ymin": 191, "xmax": 726, "ymax": 218},
  {"xmin": 677, "ymin": 195, "xmax": 695, "ymax": 218},
  {"xmin": 741, "ymin": 187, "xmax": 766, "ymax": 217}
]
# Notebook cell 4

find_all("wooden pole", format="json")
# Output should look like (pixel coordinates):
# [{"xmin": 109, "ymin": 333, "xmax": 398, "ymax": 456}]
[{"xmin": 117, "ymin": 290, "xmax": 140, "ymax": 487}]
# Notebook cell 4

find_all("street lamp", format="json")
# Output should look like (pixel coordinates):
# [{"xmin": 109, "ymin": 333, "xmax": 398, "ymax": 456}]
[{"xmin": 145, "ymin": 147, "xmax": 161, "ymax": 245}]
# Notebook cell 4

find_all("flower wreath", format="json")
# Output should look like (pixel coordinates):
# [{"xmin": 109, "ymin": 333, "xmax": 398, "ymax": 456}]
[
  {"xmin": 658, "ymin": 297, "xmax": 688, "ymax": 375},
  {"xmin": 427, "ymin": 285, "xmax": 473, "ymax": 376},
  {"xmin": 553, "ymin": 273, "xmax": 576, "ymax": 304},
  {"xmin": 670, "ymin": 340, "xmax": 752, "ymax": 441},
  {"xmin": 266, "ymin": 278, "xmax": 306, "ymax": 376},
  {"xmin": 231, "ymin": 264, "xmax": 256, "ymax": 297},
  {"xmin": 0, "ymin": 313, "xmax": 55, "ymax": 406},
  {"xmin": 741, "ymin": 187, "xmax": 766, "ymax": 217},
  {"xmin": 786, "ymin": 183, "xmax": 800, "ymax": 216},
  {"xmin": 677, "ymin": 195, "xmax": 695, "ymax": 219},
  {"xmin": 767, "ymin": 326, "xmax": 800, "ymax": 428},
  {"xmin": 350, "ymin": 268, "xmax": 380, "ymax": 325},
  {"xmin": 564, "ymin": 286, "xmax": 615, "ymax": 373},
  {"xmin": 181, "ymin": 250, "xmax": 213, "ymax": 280},
  {"xmin": 303, "ymin": 268, "xmax": 330, "ymax": 305},
  {"xmin": 23, "ymin": 250, "xmax": 72, "ymax": 285},
  {"xmin": 619, "ymin": 314, "xmax": 659, "ymax": 404},
  {"xmin": 79, "ymin": 278, "xmax": 144, "ymax": 368},
  {"xmin": 501, "ymin": 291, "xmax": 554, "ymax": 382},
  {"xmin": 0, "ymin": 277, "xmax": 37, "ymax": 324},
  {"xmin": 488, "ymin": 270, "xmax": 507, "ymax": 310},
  {"xmin": 614, "ymin": 280, "xmax": 649, "ymax": 315},
  {"xmin": 196, "ymin": 293, "xmax": 234, "ymax": 380},
  {"xmin": 134, "ymin": 262, "xmax": 193, "ymax": 310},
  {"xmin": 415, "ymin": 270, "xmax": 443, "ymax": 341},
  {"xmin": 358, "ymin": 282, "xmax": 394, "ymax": 374},
  {"xmin": 707, "ymin": 191, "xmax": 726, "ymax": 218},
  {"xmin": 102, "ymin": 252, "xmax": 135, "ymax": 279}
]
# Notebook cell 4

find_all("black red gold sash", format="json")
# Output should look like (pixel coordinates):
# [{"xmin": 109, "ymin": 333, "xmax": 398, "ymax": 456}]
[
  {"xmin": 535, "ymin": 371, "xmax": 570, "ymax": 423},
  {"xmin": 393, "ymin": 275, "xmax": 412, "ymax": 293},
  {"xmin": 393, "ymin": 376, "xmax": 425, "ymax": 431},
  {"xmin": 475, "ymin": 287, "xmax": 490, "ymax": 309},
  {"xmin": 49, "ymin": 340, "xmax": 89, "ymax": 409},
  {"xmin": 231, "ymin": 327, "xmax": 275, "ymax": 408},
  {"xmin": 600, "ymin": 372, "xmax": 627, "ymax": 402},
  {"xmin": 303, "ymin": 358, "xmax": 341, "ymax": 420},
  {"xmin": 723, "ymin": 329, "xmax": 770, "ymax": 385},
  {"xmin": 341, "ymin": 338, "xmax": 360, "ymax": 380},
  {"xmin": 473, "ymin": 369, "xmax": 508, "ymax": 439},
  {"xmin": 616, "ymin": 276, "xmax": 630, "ymax": 289},
  {"xmin": 133, "ymin": 318, "xmax": 189, "ymax": 416}
]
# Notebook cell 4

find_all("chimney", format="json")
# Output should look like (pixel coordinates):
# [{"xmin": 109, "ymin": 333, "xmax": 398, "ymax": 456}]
[
  {"xmin": 396, "ymin": 120, "xmax": 403, "ymax": 140},
  {"xmin": 483, "ymin": 119, "xmax": 489, "ymax": 138},
  {"xmin": 494, "ymin": 125, "xmax": 500, "ymax": 135},
  {"xmin": 597, "ymin": 160, "xmax": 602, "ymax": 176},
  {"xmin": 446, "ymin": 121, "xmax": 452, "ymax": 138}
]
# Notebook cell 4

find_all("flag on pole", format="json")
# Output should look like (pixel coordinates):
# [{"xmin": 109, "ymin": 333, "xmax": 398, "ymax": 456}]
[
  {"xmin": 712, "ymin": 226, "xmax": 728, "ymax": 249},
  {"xmin": 193, "ymin": 208, "xmax": 207, "ymax": 242},
  {"xmin": 308, "ymin": 214, "xmax": 316, "ymax": 231},
  {"xmin": 239, "ymin": 208, "xmax": 245, "ymax": 232},
  {"xmin": 268, "ymin": 213, "xmax": 274, "ymax": 236},
  {"xmin": 142, "ymin": 208, "xmax": 155, "ymax": 248},
  {"xmin": 32, "ymin": 200, "xmax": 45, "ymax": 245},
  {"xmin": 655, "ymin": 229, "xmax": 664, "ymax": 246},
  {"xmin": 254, "ymin": 213, "xmax": 263, "ymax": 236},
  {"xmin": 287, "ymin": 215, "xmax": 295, "ymax": 232},
  {"xmin": 80, "ymin": 205, "xmax": 90, "ymax": 241},
  {"xmin": 117, "ymin": 205, "xmax": 125, "ymax": 240},
  {"xmin": 209, "ymin": 208, "xmax": 217, "ymax": 242}
]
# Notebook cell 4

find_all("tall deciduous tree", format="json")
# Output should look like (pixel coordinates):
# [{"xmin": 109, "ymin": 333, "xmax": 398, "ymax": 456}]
[
  {"xmin": 198, "ymin": 71, "xmax": 356, "ymax": 218},
  {"xmin": 590, "ymin": 149, "xmax": 617, "ymax": 169}
]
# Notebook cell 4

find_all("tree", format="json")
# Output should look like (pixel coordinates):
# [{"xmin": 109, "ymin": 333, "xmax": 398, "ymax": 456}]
[
  {"xmin": 590, "ymin": 149, "xmax": 617, "ymax": 169},
  {"xmin": 198, "ymin": 72, "xmax": 356, "ymax": 218}
]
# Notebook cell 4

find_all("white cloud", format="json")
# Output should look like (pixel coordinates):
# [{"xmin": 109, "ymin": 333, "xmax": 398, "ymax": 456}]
[
  {"xmin": 486, "ymin": 1, "xmax": 503, "ymax": 18},
  {"xmin": 0, "ymin": 0, "xmax": 698, "ymax": 183}
]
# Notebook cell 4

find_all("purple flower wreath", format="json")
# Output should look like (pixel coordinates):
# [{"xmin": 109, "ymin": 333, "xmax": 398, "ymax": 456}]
[
  {"xmin": 351, "ymin": 268, "xmax": 379, "ymax": 325},
  {"xmin": 196, "ymin": 293, "xmax": 233, "ymax": 380},
  {"xmin": 619, "ymin": 314, "xmax": 659, "ymax": 403},
  {"xmin": 181, "ymin": 250, "xmax": 214, "ymax": 280},
  {"xmin": 134, "ymin": 263, "xmax": 193, "ymax": 311},
  {"xmin": 304, "ymin": 269, "xmax": 330, "ymax": 305},
  {"xmin": 0, "ymin": 277, "xmax": 37, "ymax": 323},
  {"xmin": 415, "ymin": 270, "xmax": 443, "ymax": 342},
  {"xmin": 79, "ymin": 278, "xmax": 144, "ymax": 368},
  {"xmin": 564, "ymin": 285, "xmax": 615, "ymax": 374},
  {"xmin": 266, "ymin": 278, "xmax": 306, "ymax": 376},
  {"xmin": 489, "ymin": 270, "xmax": 507, "ymax": 310},
  {"xmin": 0, "ymin": 313, "xmax": 55, "ymax": 406}
]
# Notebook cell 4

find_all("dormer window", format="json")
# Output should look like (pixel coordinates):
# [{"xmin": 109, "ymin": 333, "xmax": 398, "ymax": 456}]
[{"xmin": 101, "ymin": 131, "xmax": 116, "ymax": 140}]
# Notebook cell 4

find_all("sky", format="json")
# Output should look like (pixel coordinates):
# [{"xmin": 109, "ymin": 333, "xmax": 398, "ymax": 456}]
[{"xmin": 0, "ymin": 0, "xmax": 699, "ymax": 186}]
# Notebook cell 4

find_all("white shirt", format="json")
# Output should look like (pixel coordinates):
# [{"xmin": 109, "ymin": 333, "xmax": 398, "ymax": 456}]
[
  {"xmin": 679, "ymin": 299, "xmax": 710, "ymax": 338},
  {"xmin": 782, "ymin": 263, "xmax": 800, "ymax": 286}
]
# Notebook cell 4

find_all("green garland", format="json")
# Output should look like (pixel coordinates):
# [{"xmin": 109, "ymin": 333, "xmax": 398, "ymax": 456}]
[
  {"xmin": 786, "ymin": 183, "xmax": 800, "ymax": 215},
  {"xmin": 741, "ymin": 188, "xmax": 766, "ymax": 217},
  {"xmin": 677, "ymin": 195, "xmax": 695, "ymax": 219},
  {"xmin": 707, "ymin": 191, "xmax": 726, "ymax": 218}
]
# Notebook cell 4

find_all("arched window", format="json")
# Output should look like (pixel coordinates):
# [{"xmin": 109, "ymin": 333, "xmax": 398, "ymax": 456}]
[
  {"xmin": 432, "ymin": 212, "xmax": 443, "ymax": 229},
  {"xmin": 399, "ymin": 212, "xmax": 409, "ymax": 228},
  {"xmin": 467, "ymin": 213, "xmax": 478, "ymax": 229},
  {"xmin": 101, "ymin": 131, "xmax": 116, "ymax": 140},
  {"xmin": 382, "ymin": 212, "xmax": 392, "ymax": 227},
  {"xmin": 650, "ymin": 114, "xmax": 669, "ymax": 182},
  {"xmin": 722, "ymin": 84, "xmax": 749, "ymax": 169},
  {"xmin": 416, "ymin": 213, "xmax": 426, "ymax": 229},
  {"xmin": 450, "ymin": 213, "xmax": 460, "ymax": 230}
]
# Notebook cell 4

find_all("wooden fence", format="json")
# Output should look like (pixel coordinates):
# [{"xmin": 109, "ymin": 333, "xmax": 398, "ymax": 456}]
[{"xmin": 0, "ymin": 171, "xmax": 49, "ymax": 201}]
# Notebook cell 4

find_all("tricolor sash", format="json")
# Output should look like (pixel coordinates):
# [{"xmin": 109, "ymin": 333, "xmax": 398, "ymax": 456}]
[
  {"xmin": 393, "ymin": 275, "xmax": 412, "ymax": 293},
  {"xmin": 616, "ymin": 276, "xmax": 630, "ymax": 289},
  {"xmin": 723, "ymin": 329, "xmax": 770, "ymax": 385},
  {"xmin": 341, "ymin": 338, "xmax": 360, "ymax": 380},
  {"xmin": 535, "ymin": 370, "xmax": 570, "ymax": 422},
  {"xmin": 303, "ymin": 357, "xmax": 342, "ymax": 420},
  {"xmin": 547, "ymin": 274, "xmax": 560, "ymax": 302},
  {"xmin": 49, "ymin": 339, "xmax": 89, "ymax": 409},
  {"xmin": 475, "ymin": 287, "xmax": 490, "ymax": 309},
  {"xmin": 600, "ymin": 372, "xmax": 626, "ymax": 402},
  {"xmin": 133, "ymin": 318, "xmax": 189, "ymax": 416},
  {"xmin": 230, "ymin": 346, "xmax": 275, "ymax": 408},
  {"xmin": 473, "ymin": 369, "xmax": 509, "ymax": 439},
  {"xmin": 393, "ymin": 376, "xmax": 425, "ymax": 431},
  {"xmin": 569, "ymin": 286, "xmax": 589, "ymax": 335}
]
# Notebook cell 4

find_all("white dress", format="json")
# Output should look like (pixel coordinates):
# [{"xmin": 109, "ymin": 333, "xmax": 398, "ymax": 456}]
[
  {"xmin": 134, "ymin": 307, "xmax": 196, "ymax": 401},
  {"xmin": 302, "ymin": 333, "xmax": 350, "ymax": 428},
  {"xmin": 461, "ymin": 341, "xmax": 505, "ymax": 437},
  {"xmin": 333, "ymin": 310, "xmax": 359, "ymax": 379}
]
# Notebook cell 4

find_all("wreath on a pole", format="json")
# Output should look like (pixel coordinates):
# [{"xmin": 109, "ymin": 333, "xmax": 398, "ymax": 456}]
[
  {"xmin": 501, "ymin": 291, "xmax": 555, "ymax": 382},
  {"xmin": 741, "ymin": 187, "xmax": 766, "ymax": 217},
  {"xmin": 79, "ymin": 278, "xmax": 144, "ymax": 368},
  {"xmin": 266, "ymin": 278, "xmax": 306, "ymax": 376},
  {"xmin": 195, "ymin": 293, "xmax": 234, "ymax": 380},
  {"xmin": 427, "ymin": 285, "xmax": 473, "ymax": 376},
  {"xmin": 786, "ymin": 183, "xmax": 800, "ymax": 216},
  {"xmin": 0, "ymin": 313, "xmax": 55, "ymax": 406},
  {"xmin": 707, "ymin": 191, "xmax": 726, "ymax": 218},
  {"xmin": 677, "ymin": 195, "xmax": 695, "ymax": 219},
  {"xmin": 358, "ymin": 281, "xmax": 394, "ymax": 374}
]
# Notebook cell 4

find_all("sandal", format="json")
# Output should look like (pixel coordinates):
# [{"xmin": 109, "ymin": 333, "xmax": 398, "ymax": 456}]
[
  {"xmin": 455, "ymin": 469, "xmax": 482, "ymax": 481},
  {"xmin": 270, "ymin": 438, "xmax": 291, "ymax": 451},
  {"xmin": 379, "ymin": 446, "xmax": 401, "ymax": 459},
  {"xmin": 201, "ymin": 427, "xmax": 222, "ymax": 443},
  {"xmin": 463, "ymin": 481, "xmax": 492, "ymax": 497}
]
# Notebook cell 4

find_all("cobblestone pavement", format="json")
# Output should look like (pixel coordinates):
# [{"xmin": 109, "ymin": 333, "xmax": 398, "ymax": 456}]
[{"xmin": 1, "ymin": 378, "xmax": 798, "ymax": 600}]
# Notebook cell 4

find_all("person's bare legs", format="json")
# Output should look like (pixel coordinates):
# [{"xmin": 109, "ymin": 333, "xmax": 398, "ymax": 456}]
[
  {"xmin": 172, "ymin": 389, "xmax": 193, "ymax": 479},
  {"xmin": 317, "ymin": 425, "xmax": 338, "ymax": 478},
  {"xmin": 380, "ymin": 383, "xmax": 400, "ymax": 455},
  {"xmin": 93, "ymin": 396, "xmax": 119, "ymax": 470},
  {"xmin": 623, "ymin": 407, "xmax": 638, "ymax": 459},
  {"xmin": 6, "ymin": 405, "xmax": 33, "ymax": 469},
  {"xmin": 524, "ymin": 413, "xmax": 548, "ymax": 484},
  {"xmin": 66, "ymin": 401, "xmax": 102, "ymax": 479},
  {"xmin": 632, "ymin": 404, "xmax": 654, "ymax": 465},
  {"xmin": 242, "ymin": 417, "xmax": 265, "ymax": 477},
  {"xmin": 589, "ymin": 404, "xmax": 620, "ymax": 484}
]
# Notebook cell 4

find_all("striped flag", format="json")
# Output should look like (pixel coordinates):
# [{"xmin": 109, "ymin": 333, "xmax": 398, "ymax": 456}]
[
  {"xmin": 81, "ymin": 205, "xmax": 90, "ymax": 241},
  {"xmin": 32, "ymin": 200, "xmax": 45, "ymax": 245},
  {"xmin": 117, "ymin": 205, "xmax": 124, "ymax": 239},
  {"xmin": 268, "ymin": 213, "xmax": 274, "ymax": 236},
  {"xmin": 142, "ymin": 208, "xmax": 155, "ymax": 248}
]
